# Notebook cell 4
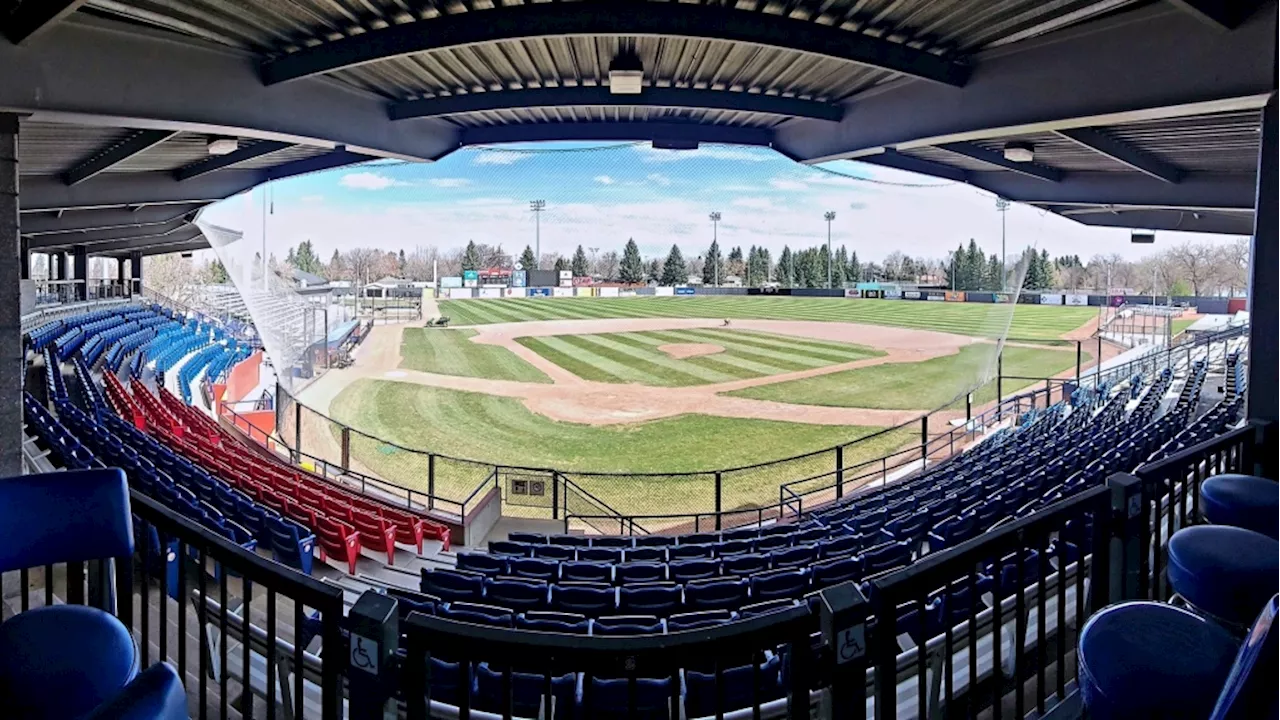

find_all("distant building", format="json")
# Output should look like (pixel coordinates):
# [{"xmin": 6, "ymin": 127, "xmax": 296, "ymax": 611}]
[{"xmin": 364, "ymin": 277, "xmax": 431, "ymax": 298}]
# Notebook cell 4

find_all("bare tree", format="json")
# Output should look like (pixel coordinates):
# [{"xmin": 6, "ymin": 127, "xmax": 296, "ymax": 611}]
[
  {"xmin": 597, "ymin": 251, "xmax": 620, "ymax": 281},
  {"xmin": 402, "ymin": 246, "xmax": 439, "ymax": 282},
  {"xmin": 143, "ymin": 253, "xmax": 200, "ymax": 303},
  {"xmin": 344, "ymin": 247, "xmax": 381, "ymax": 295},
  {"xmin": 1215, "ymin": 238, "xmax": 1250, "ymax": 296},
  {"xmin": 1166, "ymin": 242, "xmax": 1219, "ymax": 297}
]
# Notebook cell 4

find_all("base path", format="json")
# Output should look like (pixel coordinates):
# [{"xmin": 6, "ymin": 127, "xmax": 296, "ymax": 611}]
[{"xmin": 298, "ymin": 317, "xmax": 977, "ymax": 427}]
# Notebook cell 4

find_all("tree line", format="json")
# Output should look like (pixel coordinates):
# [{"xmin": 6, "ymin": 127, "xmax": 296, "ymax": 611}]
[{"xmin": 255, "ymin": 236, "xmax": 1249, "ymax": 297}]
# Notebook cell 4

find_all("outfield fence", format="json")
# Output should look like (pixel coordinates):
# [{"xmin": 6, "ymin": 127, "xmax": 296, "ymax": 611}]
[{"xmin": 241, "ymin": 326, "xmax": 1245, "ymax": 537}]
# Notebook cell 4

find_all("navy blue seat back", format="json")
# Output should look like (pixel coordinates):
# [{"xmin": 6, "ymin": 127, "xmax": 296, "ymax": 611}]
[
  {"xmin": 551, "ymin": 583, "xmax": 616, "ymax": 617},
  {"xmin": 685, "ymin": 655, "xmax": 783, "ymax": 718},
  {"xmin": 532, "ymin": 544, "xmax": 576, "ymax": 561},
  {"xmin": 667, "ymin": 609, "xmax": 733, "ymax": 632},
  {"xmin": 616, "ymin": 562, "xmax": 665, "ymax": 585},
  {"xmin": 863, "ymin": 540, "xmax": 911, "ymax": 575},
  {"xmin": 669, "ymin": 558, "xmax": 719, "ymax": 584},
  {"xmin": 561, "ymin": 561, "xmax": 613, "ymax": 584},
  {"xmin": 485, "ymin": 579, "xmax": 549, "ymax": 612},
  {"xmin": 685, "ymin": 578, "xmax": 748, "ymax": 612},
  {"xmin": 587, "ymin": 677, "xmax": 672, "ymax": 719},
  {"xmin": 593, "ymin": 615, "xmax": 663, "ymax": 636},
  {"xmin": 771, "ymin": 544, "xmax": 817, "ymax": 570},
  {"xmin": 0, "ymin": 469, "xmax": 133, "ymax": 580},
  {"xmin": 633, "ymin": 535, "xmax": 673, "ymax": 548},
  {"xmin": 722, "ymin": 554, "xmax": 768, "ymax": 577},
  {"xmin": 438, "ymin": 601, "xmax": 513, "ymax": 627},
  {"xmin": 618, "ymin": 585, "xmax": 681, "ymax": 616},
  {"xmin": 591, "ymin": 536, "xmax": 633, "ymax": 549},
  {"xmin": 516, "ymin": 611, "xmax": 590, "ymax": 634},
  {"xmin": 455, "ymin": 552, "xmax": 507, "ymax": 576},
  {"xmin": 580, "ymin": 547, "xmax": 623, "ymax": 563},
  {"xmin": 749, "ymin": 569, "xmax": 808, "ymax": 602},
  {"xmin": 812, "ymin": 555, "xmax": 862, "ymax": 589},
  {"xmin": 421, "ymin": 568, "xmax": 485, "ymax": 603},
  {"xmin": 667, "ymin": 543, "xmax": 713, "ymax": 560},
  {"xmin": 508, "ymin": 557, "xmax": 559, "ymax": 582},
  {"xmin": 625, "ymin": 547, "xmax": 666, "ymax": 563}
]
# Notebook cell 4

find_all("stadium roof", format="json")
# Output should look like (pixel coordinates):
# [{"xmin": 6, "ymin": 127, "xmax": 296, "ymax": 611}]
[{"xmin": 2, "ymin": 0, "xmax": 1274, "ymax": 254}]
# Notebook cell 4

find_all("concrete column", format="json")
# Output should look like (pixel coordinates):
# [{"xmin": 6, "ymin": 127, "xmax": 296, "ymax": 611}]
[
  {"xmin": 130, "ymin": 251, "xmax": 142, "ymax": 294},
  {"xmin": 1247, "ymin": 92, "xmax": 1277, "ymax": 476},
  {"xmin": 0, "ymin": 114, "xmax": 21, "ymax": 476},
  {"xmin": 50, "ymin": 251, "xmax": 60, "ymax": 280},
  {"xmin": 19, "ymin": 237, "xmax": 28, "ymax": 281},
  {"xmin": 72, "ymin": 244, "xmax": 87, "ymax": 301}
]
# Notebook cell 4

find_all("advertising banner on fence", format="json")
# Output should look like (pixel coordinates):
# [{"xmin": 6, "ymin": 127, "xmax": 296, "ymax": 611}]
[
  {"xmin": 463, "ymin": 270, "xmax": 479, "ymax": 288},
  {"xmin": 966, "ymin": 292, "xmax": 996, "ymax": 303},
  {"xmin": 862, "ymin": 290, "xmax": 883, "ymax": 299},
  {"xmin": 855, "ymin": 282, "xmax": 881, "ymax": 291},
  {"xmin": 1041, "ymin": 293, "xmax": 1063, "ymax": 305},
  {"xmin": 511, "ymin": 270, "xmax": 526, "ymax": 288},
  {"xmin": 844, "ymin": 289, "xmax": 862, "ymax": 298},
  {"xmin": 654, "ymin": 286, "xmax": 675, "ymax": 297},
  {"xmin": 904, "ymin": 290, "xmax": 921, "ymax": 300},
  {"xmin": 503, "ymin": 288, "xmax": 522, "ymax": 297},
  {"xmin": 924, "ymin": 290, "xmax": 945, "ymax": 301},
  {"xmin": 675, "ymin": 287, "xmax": 695, "ymax": 296},
  {"xmin": 478, "ymin": 287, "xmax": 502, "ymax": 299},
  {"xmin": 884, "ymin": 289, "xmax": 902, "ymax": 299},
  {"xmin": 1065, "ymin": 293, "xmax": 1089, "ymax": 306},
  {"xmin": 1019, "ymin": 293, "xmax": 1041, "ymax": 304},
  {"xmin": 558, "ymin": 270, "xmax": 573, "ymax": 288},
  {"xmin": 446, "ymin": 287, "xmax": 472, "ymax": 299},
  {"xmin": 598, "ymin": 287, "xmax": 620, "ymax": 298},
  {"xmin": 994, "ymin": 292, "xmax": 1012, "ymax": 303},
  {"xmin": 620, "ymin": 289, "xmax": 637, "ymax": 297},
  {"xmin": 944, "ymin": 291, "xmax": 966, "ymax": 302},
  {"xmin": 528, "ymin": 287, "xmax": 552, "ymax": 297},
  {"xmin": 552, "ymin": 287, "xmax": 573, "ymax": 297},
  {"xmin": 441, "ymin": 276, "xmax": 463, "ymax": 289},
  {"xmin": 574, "ymin": 287, "xmax": 594, "ymax": 297}
]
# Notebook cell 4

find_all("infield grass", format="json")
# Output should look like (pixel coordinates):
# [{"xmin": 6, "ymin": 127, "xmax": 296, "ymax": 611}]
[
  {"xmin": 727, "ymin": 344, "xmax": 1087, "ymax": 410},
  {"xmin": 330, "ymin": 378, "xmax": 914, "ymax": 512},
  {"xmin": 399, "ymin": 328, "xmax": 551, "ymax": 383},
  {"xmin": 439, "ymin": 296, "xmax": 1095, "ymax": 340},
  {"xmin": 516, "ymin": 328, "xmax": 883, "ymax": 387}
]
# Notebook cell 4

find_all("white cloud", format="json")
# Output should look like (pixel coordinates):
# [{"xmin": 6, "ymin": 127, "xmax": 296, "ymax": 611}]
[
  {"xmin": 769, "ymin": 178, "xmax": 809, "ymax": 191},
  {"xmin": 594, "ymin": 175, "xmax": 616, "ymax": 185},
  {"xmin": 339, "ymin": 172, "xmax": 407, "ymax": 190},
  {"xmin": 635, "ymin": 145, "xmax": 773, "ymax": 164},
  {"xmin": 646, "ymin": 173, "xmax": 672, "ymax": 186},
  {"xmin": 472, "ymin": 150, "xmax": 530, "ymax": 165},
  {"xmin": 428, "ymin": 178, "xmax": 472, "ymax": 188},
  {"xmin": 732, "ymin": 197, "xmax": 775, "ymax": 210}
]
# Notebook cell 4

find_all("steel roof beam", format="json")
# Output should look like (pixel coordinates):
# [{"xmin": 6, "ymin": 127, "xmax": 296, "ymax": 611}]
[
  {"xmin": 175, "ymin": 141, "xmax": 294, "ymax": 181},
  {"xmin": 774, "ymin": 3, "xmax": 1276, "ymax": 163},
  {"xmin": 63, "ymin": 130, "xmax": 179, "ymax": 186},
  {"xmin": 1, "ymin": 0, "xmax": 88, "ymax": 45},
  {"xmin": 459, "ymin": 122, "xmax": 774, "ymax": 148},
  {"xmin": 392, "ymin": 86, "xmax": 844, "ymax": 123},
  {"xmin": 19, "ymin": 203, "xmax": 207, "ymax": 234},
  {"xmin": 27, "ymin": 217, "xmax": 192, "ymax": 249},
  {"xmin": 1053, "ymin": 127, "xmax": 1186, "ymax": 183},
  {"xmin": 0, "ymin": 15, "xmax": 457, "ymax": 162},
  {"xmin": 102, "ymin": 237, "xmax": 210, "ymax": 258},
  {"xmin": 936, "ymin": 142, "xmax": 1064, "ymax": 181},
  {"xmin": 1165, "ymin": 0, "xmax": 1269, "ymax": 29},
  {"xmin": 1064, "ymin": 207, "xmax": 1255, "ymax": 234},
  {"xmin": 974, "ymin": 171, "xmax": 1256, "ymax": 210},
  {"xmin": 852, "ymin": 149, "xmax": 970, "ymax": 182},
  {"xmin": 82, "ymin": 226, "xmax": 205, "ymax": 255},
  {"xmin": 262, "ymin": 2, "xmax": 969, "ymax": 88}
]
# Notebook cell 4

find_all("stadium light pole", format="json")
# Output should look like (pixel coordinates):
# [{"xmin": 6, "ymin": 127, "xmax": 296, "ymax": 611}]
[
  {"xmin": 709, "ymin": 211, "xmax": 721, "ymax": 286},
  {"xmin": 995, "ymin": 197, "xmax": 1010, "ymax": 291},
  {"xmin": 530, "ymin": 200, "xmax": 546, "ymax": 269},
  {"xmin": 824, "ymin": 211, "xmax": 836, "ymax": 289}
]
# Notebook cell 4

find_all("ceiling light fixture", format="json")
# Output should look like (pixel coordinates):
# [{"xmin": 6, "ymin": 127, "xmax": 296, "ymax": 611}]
[
  {"xmin": 608, "ymin": 52, "xmax": 644, "ymax": 95},
  {"xmin": 1003, "ymin": 141, "xmax": 1035, "ymax": 163},
  {"xmin": 207, "ymin": 138, "xmax": 239, "ymax": 156}
]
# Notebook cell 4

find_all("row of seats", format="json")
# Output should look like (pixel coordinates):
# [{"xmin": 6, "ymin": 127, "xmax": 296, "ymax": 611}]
[{"xmin": 26, "ymin": 306, "xmax": 123, "ymax": 352}]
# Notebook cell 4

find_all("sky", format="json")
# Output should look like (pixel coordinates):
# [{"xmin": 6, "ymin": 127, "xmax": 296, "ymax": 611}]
[{"xmin": 199, "ymin": 141, "xmax": 1245, "ymax": 266}]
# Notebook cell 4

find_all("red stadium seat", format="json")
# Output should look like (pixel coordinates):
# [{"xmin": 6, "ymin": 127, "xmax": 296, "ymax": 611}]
[
  {"xmin": 351, "ymin": 509, "xmax": 398, "ymax": 565},
  {"xmin": 314, "ymin": 517, "xmax": 362, "ymax": 574}
]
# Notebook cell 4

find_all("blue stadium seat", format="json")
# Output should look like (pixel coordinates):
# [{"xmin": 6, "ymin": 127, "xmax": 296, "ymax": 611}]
[
  {"xmin": 456, "ymin": 552, "xmax": 507, "ymax": 577},
  {"xmin": 811, "ymin": 555, "xmax": 862, "ymax": 590},
  {"xmin": 718, "ymin": 539, "xmax": 753, "ymax": 557},
  {"xmin": 424, "ymin": 658, "xmax": 470, "ymax": 706},
  {"xmin": 591, "ymin": 536, "xmax": 633, "ymax": 549},
  {"xmin": 749, "ymin": 569, "xmax": 809, "ymax": 602},
  {"xmin": 485, "ymin": 579, "xmax": 549, "ymax": 612},
  {"xmin": 475, "ymin": 663, "xmax": 576, "ymax": 719},
  {"xmin": 580, "ymin": 547, "xmax": 623, "ymax": 564},
  {"xmin": 1167, "ymin": 525, "xmax": 1279, "ymax": 627},
  {"xmin": 667, "ymin": 543, "xmax": 714, "ymax": 560},
  {"xmin": 817, "ymin": 535, "xmax": 861, "ymax": 559},
  {"xmin": 549, "ymin": 535, "xmax": 591, "ymax": 547},
  {"xmin": 722, "ymin": 554, "xmax": 769, "ymax": 577},
  {"xmin": 618, "ymin": 585, "xmax": 682, "ymax": 617},
  {"xmin": 624, "ymin": 547, "xmax": 666, "ymax": 563},
  {"xmin": 737, "ymin": 599, "xmax": 797, "ymax": 618},
  {"xmin": 561, "ymin": 561, "xmax": 613, "ymax": 584},
  {"xmin": 684, "ymin": 656, "xmax": 783, "ymax": 718},
  {"xmin": 587, "ymin": 677, "xmax": 672, "ymax": 720},
  {"xmin": 421, "ymin": 568, "xmax": 485, "ymax": 603},
  {"xmin": 770, "ymin": 544, "xmax": 818, "ymax": 570},
  {"xmin": 685, "ymin": 578, "xmax": 748, "ymax": 612},
  {"xmin": 1078, "ymin": 602, "xmax": 1240, "ymax": 720},
  {"xmin": 516, "ymin": 611, "xmax": 590, "ymax": 634},
  {"xmin": 1200, "ymin": 474, "xmax": 1279, "ymax": 539},
  {"xmin": 668, "ymin": 558, "xmax": 719, "ymax": 584},
  {"xmin": 753, "ymin": 534, "xmax": 790, "ymax": 553},
  {"xmin": 667, "ymin": 609, "xmax": 734, "ymax": 632},
  {"xmin": 862, "ymin": 540, "xmax": 912, "ymax": 575},
  {"xmin": 532, "ymin": 544, "xmax": 576, "ymax": 561},
  {"xmin": 551, "ymin": 584, "xmax": 616, "ymax": 617},
  {"xmin": 266, "ymin": 517, "xmax": 315, "ymax": 575},
  {"xmin": 927, "ymin": 511, "xmax": 978, "ymax": 552},
  {"xmin": 593, "ymin": 616, "xmax": 664, "ymax": 636},
  {"xmin": 616, "ymin": 562, "xmax": 665, "ymax": 585},
  {"xmin": 488, "ymin": 540, "xmax": 532, "ymax": 557},
  {"xmin": 633, "ymin": 535, "xmax": 674, "ymax": 548},
  {"xmin": 508, "ymin": 557, "xmax": 560, "ymax": 582},
  {"xmin": 438, "ymin": 602, "xmax": 513, "ymax": 627},
  {"xmin": 683, "ymin": 533, "xmax": 720, "ymax": 546}
]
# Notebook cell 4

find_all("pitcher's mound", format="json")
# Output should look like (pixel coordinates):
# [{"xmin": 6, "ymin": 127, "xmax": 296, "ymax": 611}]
[{"xmin": 658, "ymin": 343, "xmax": 725, "ymax": 359}]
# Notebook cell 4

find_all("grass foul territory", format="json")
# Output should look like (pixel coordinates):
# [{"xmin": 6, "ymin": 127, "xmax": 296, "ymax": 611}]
[
  {"xmin": 329, "ymin": 378, "xmax": 912, "ymax": 506},
  {"xmin": 516, "ymin": 328, "xmax": 883, "ymax": 387},
  {"xmin": 438, "ymin": 296, "xmax": 1096, "ymax": 340},
  {"xmin": 728, "ymin": 344, "xmax": 1087, "ymax": 409},
  {"xmin": 400, "ymin": 328, "xmax": 551, "ymax": 383}
]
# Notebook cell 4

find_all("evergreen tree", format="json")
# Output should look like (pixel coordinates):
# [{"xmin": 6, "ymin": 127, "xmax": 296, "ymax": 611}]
[
  {"xmin": 702, "ymin": 239, "xmax": 724, "ymax": 286},
  {"xmin": 777, "ymin": 246, "xmax": 794, "ymax": 287},
  {"xmin": 289, "ymin": 240, "xmax": 321, "ymax": 274},
  {"xmin": 803, "ymin": 249, "xmax": 824, "ymax": 288},
  {"xmin": 329, "ymin": 250, "xmax": 342, "ymax": 278},
  {"xmin": 553, "ymin": 256, "xmax": 568, "ymax": 273},
  {"xmin": 757, "ymin": 247, "xmax": 772, "ymax": 285},
  {"xmin": 285, "ymin": 247, "xmax": 297, "ymax": 266},
  {"xmin": 986, "ymin": 255, "xmax": 1002, "ymax": 291},
  {"xmin": 461, "ymin": 241, "xmax": 482, "ymax": 272},
  {"xmin": 398, "ymin": 249, "xmax": 407, "ymax": 275},
  {"xmin": 1039, "ymin": 250, "xmax": 1054, "ymax": 289},
  {"xmin": 571, "ymin": 245, "xmax": 589, "ymax": 277},
  {"xmin": 745, "ymin": 246, "xmax": 758, "ymax": 286},
  {"xmin": 519, "ymin": 245, "xmax": 537, "ymax": 271},
  {"xmin": 661, "ymin": 245, "xmax": 686, "ymax": 285},
  {"xmin": 848, "ymin": 251, "xmax": 861, "ymax": 284},
  {"xmin": 619, "ymin": 238, "xmax": 645, "ymax": 283},
  {"xmin": 832, "ymin": 257, "xmax": 847, "ymax": 288},
  {"xmin": 964, "ymin": 240, "xmax": 985, "ymax": 291},
  {"xmin": 727, "ymin": 246, "xmax": 745, "ymax": 279},
  {"xmin": 209, "ymin": 259, "xmax": 229, "ymax": 284},
  {"xmin": 646, "ymin": 258, "xmax": 662, "ymax": 283}
]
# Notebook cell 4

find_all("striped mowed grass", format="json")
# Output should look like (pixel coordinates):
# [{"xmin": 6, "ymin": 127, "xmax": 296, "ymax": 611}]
[
  {"xmin": 400, "ymin": 328, "xmax": 551, "ymax": 382},
  {"xmin": 439, "ymin": 296, "xmax": 1095, "ymax": 340},
  {"xmin": 515, "ymin": 328, "xmax": 884, "ymax": 387}
]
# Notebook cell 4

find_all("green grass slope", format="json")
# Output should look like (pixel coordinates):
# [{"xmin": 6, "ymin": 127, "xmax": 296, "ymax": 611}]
[
  {"xmin": 727, "ymin": 344, "xmax": 1086, "ymax": 410},
  {"xmin": 399, "ymin": 328, "xmax": 551, "ymax": 383},
  {"xmin": 330, "ymin": 378, "xmax": 911, "ymax": 511},
  {"xmin": 439, "ymin": 296, "xmax": 1094, "ymax": 340},
  {"xmin": 515, "ymin": 328, "xmax": 883, "ymax": 387}
]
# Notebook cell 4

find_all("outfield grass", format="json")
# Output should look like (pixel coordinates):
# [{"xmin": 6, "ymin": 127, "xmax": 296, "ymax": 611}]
[
  {"xmin": 1171, "ymin": 318, "xmax": 1196, "ymax": 337},
  {"xmin": 399, "ymin": 328, "xmax": 551, "ymax": 383},
  {"xmin": 330, "ymin": 378, "xmax": 914, "ymax": 511},
  {"xmin": 727, "ymin": 344, "xmax": 1087, "ymax": 410},
  {"xmin": 439, "ymin": 296, "xmax": 1096, "ymax": 340},
  {"xmin": 515, "ymin": 328, "xmax": 883, "ymax": 387}
]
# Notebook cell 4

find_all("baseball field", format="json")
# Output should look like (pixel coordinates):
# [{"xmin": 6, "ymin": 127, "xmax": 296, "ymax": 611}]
[{"xmin": 303, "ymin": 296, "xmax": 1101, "ymax": 513}]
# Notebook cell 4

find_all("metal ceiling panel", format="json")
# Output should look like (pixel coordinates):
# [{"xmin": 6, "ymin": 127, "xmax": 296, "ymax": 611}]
[{"xmin": 15, "ymin": 121, "xmax": 132, "ymax": 175}]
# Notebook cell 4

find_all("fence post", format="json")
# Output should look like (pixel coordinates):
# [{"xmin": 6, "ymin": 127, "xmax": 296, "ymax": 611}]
[
  {"xmin": 919, "ymin": 415, "xmax": 928, "ymax": 467},
  {"xmin": 819, "ymin": 582, "xmax": 869, "ymax": 720},
  {"xmin": 835, "ymin": 445, "xmax": 845, "ymax": 500},
  {"xmin": 1045, "ymin": 378, "xmax": 1052, "ymax": 408},
  {"xmin": 996, "ymin": 352, "xmax": 1004, "ymax": 415},
  {"xmin": 293, "ymin": 401, "xmax": 302, "ymax": 463},
  {"xmin": 552, "ymin": 472, "xmax": 560, "ymax": 521},
  {"xmin": 714, "ymin": 472, "xmax": 723, "ymax": 531},
  {"xmin": 1107, "ymin": 473, "xmax": 1144, "ymax": 603},
  {"xmin": 427, "ymin": 454, "xmax": 436, "ymax": 511},
  {"xmin": 341, "ymin": 427, "xmax": 351, "ymax": 472},
  {"xmin": 347, "ymin": 591, "xmax": 399, "ymax": 720},
  {"xmin": 1076, "ymin": 340, "xmax": 1083, "ymax": 382},
  {"xmin": 965, "ymin": 392, "xmax": 972, "ymax": 424}
]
